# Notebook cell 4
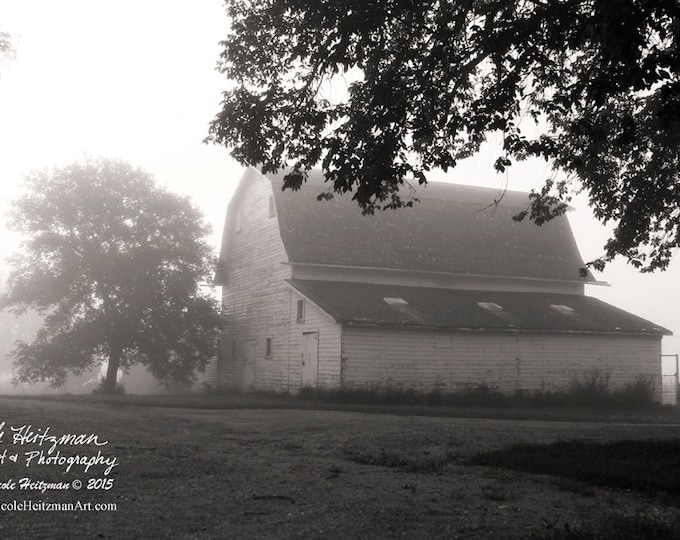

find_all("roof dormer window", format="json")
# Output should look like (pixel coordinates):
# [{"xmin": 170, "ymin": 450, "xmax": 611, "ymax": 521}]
[
  {"xmin": 383, "ymin": 297, "xmax": 408, "ymax": 305},
  {"xmin": 550, "ymin": 304, "xmax": 575, "ymax": 314},
  {"xmin": 478, "ymin": 302, "xmax": 503, "ymax": 312}
]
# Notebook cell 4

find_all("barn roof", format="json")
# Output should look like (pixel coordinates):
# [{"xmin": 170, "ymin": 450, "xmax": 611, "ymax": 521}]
[
  {"xmin": 269, "ymin": 169, "xmax": 594, "ymax": 283},
  {"xmin": 287, "ymin": 280, "xmax": 670, "ymax": 335}
]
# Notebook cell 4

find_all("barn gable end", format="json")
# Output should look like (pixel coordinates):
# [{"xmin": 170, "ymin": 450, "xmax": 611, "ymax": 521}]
[{"xmin": 216, "ymin": 169, "xmax": 342, "ymax": 392}]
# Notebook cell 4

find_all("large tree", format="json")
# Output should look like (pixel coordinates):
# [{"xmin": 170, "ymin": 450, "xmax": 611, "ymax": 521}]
[
  {"xmin": 207, "ymin": 0, "xmax": 680, "ymax": 273},
  {"xmin": 0, "ymin": 159, "xmax": 221, "ymax": 392}
]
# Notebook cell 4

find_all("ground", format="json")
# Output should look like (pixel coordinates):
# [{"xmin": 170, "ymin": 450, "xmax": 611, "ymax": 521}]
[{"xmin": 0, "ymin": 395, "xmax": 679, "ymax": 539}]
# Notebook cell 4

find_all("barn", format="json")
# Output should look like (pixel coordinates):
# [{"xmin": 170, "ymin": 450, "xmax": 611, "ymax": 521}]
[{"xmin": 214, "ymin": 167, "xmax": 669, "ymax": 399}]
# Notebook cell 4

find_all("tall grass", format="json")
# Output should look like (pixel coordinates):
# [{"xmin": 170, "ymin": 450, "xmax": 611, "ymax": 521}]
[{"xmin": 296, "ymin": 374, "xmax": 662, "ymax": 411}]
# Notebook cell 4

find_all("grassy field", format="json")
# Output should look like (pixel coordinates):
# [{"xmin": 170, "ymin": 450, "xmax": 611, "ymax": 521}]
[
  {"xmin": 0, "ymin": 394, "xmax": 679, "ymax": 539},
  {"xmin": 473, "ymin": 439, "xmax": 680, "ymax": 496}
]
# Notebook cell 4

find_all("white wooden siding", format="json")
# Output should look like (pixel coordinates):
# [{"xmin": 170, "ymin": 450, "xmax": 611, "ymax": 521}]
[
  {"xmin": 221, "ymin": 172, "xmax": 294, "ymax": 391},
  {"xmin": 287, "ymin": 294, "xmax": 342, "ymax": 389},
  {"xmin": 221, "ymin": 171, "xmax": 342, "ymax": 392},
  {"xmin": 192, "ymin": 355, "xmax": 219, "ymax": 392},
  {"xmin": 341, "ymin": 326, "xmax": 662, "ymax": 399}
]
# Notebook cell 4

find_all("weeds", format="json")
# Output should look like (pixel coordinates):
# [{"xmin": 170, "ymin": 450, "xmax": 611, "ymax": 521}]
[
  {"xmin": 297, "ymin": 375, "xmax": 662, "ymax": 411},
  {"xmin": 567, "ymin": 368, "xmax": 611, "ymax": 405},
  {"xmin": 616, "ymin": 376, "xmax": 657, "ymax": 407}
]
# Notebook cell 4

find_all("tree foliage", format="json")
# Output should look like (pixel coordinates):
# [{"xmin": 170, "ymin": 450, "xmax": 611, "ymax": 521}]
[
  {"xmin": 207, "ymin": 0, "xmax": 680, "ymax": 272},
  {"xmin": 0, "ymin": 28, "xmax": 15, "ymax": 65},
  {"xmin": 0, "ymin": 159, "xmax": 221, "ymax": 391}
]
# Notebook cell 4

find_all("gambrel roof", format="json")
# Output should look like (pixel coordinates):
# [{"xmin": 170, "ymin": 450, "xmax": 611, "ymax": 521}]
[
  {"xmin": 269, "ymin": 169, "xmax": 594, "ymax": 283},
  {"xmin": 217, "ymin": 168, "xmax": 669, "ymax": 337},
  {"xmin": 287, "ymin": 280, "xmax": 671, "ymax": 335}
]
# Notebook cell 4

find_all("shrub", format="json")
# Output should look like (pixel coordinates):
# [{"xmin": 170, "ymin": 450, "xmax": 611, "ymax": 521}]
[
  {"xmin": 612, "ymin": 376, "xmax": 657, "ymax": 408},
  {"xmin": 567, "ymin": 368, "xmax": 611, "ymax": 405}
]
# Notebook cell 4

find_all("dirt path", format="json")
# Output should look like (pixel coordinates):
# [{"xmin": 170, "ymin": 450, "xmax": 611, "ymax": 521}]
[{"xmin": 1, "ymin": 397, "xmax": 679, "ymax": 539}]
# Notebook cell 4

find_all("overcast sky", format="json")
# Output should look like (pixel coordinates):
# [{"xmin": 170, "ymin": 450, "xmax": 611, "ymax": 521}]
[{"xmin": 0, "ymin": 1, "xmax": 678, "ymax": 359}]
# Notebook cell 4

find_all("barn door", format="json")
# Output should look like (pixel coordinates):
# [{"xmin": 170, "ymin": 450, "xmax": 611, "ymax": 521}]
[
  {"xmin": 301, "ymin": 332, "xmax": 319, "ymax": 387},
  {"xmin": 242, "ymin": 339, "xmax": 256, "ymax": 391}
]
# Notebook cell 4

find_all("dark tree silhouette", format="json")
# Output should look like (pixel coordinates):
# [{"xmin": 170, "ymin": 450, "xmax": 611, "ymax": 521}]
[
  {"xmin": 1, "ymin": 158, "xmax": 221, "ymax": 392},
  {"xmin": 207, "ymin": 0, "xmax": 680, "ymax": 273}
]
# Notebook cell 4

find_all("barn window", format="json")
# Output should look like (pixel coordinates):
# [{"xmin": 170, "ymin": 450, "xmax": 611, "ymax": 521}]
[
  {"xmin": 265, "ymin": 337, "xmax": 272, "ymax": 357},
  {"xmin": 383, "ymin": 297, "xmax": 408, "ymax": 305},
  {"xmin": 296, "ymin": 299, "xmax": 305, "ymax": 322},
  {"xmin": 478, "ymin": 302, "xmax": 503, "ymax": 312},
  {"xmin": 550, "ymin": 304, "xmax": 575, "ymax": 314},
  {"xmin": 268, "ymin": 196, "xmax": 276, "ymax": 218}
]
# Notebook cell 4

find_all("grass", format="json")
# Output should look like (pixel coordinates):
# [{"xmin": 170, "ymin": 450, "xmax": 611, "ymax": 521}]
[
  {"xmin": 472, "ymin": 438, "xmax": 680, "ymax": 496},
  {"xmin": 4, "ymin": 380, "xmax": 677, "ymax": 427},
  {"xmin": 4, "ymin": 388, "xmax": 677, "ymax": 425},
  {"xmin": 1, "ymin": 395, "xmax": 680, "ymax": 538},
  {"xmin": 343, "ymin": 447, "xmax": 459, "ymax": 474},
  {"xmin": 538, "ymin": 511, "xmax": 680, "ymax": 539}
]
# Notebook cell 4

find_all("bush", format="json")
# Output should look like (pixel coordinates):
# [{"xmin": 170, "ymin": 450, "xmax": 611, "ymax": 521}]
[
  {"xmin": 613, "ymin": 376, "xmax": 657, "ymax": 408},
  {"xmin": 567, "ymin": 368, "xmax": 611, "ymax": 405}
]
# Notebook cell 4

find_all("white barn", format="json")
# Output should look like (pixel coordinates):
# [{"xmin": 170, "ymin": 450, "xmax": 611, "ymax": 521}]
[{"xmin": 214, "ymin": 168, "xmax": 669, "ymax": 398}]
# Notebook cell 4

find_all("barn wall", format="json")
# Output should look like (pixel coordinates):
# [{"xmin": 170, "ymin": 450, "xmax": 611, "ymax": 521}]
[
  {"xmin": 341, "ymin": 326, "xmax": 663, "ymax": 399},
  {"xmin": 287, "ymin": 293, "xmax": 343, "ymax": 389},
  {"xmin": 220, "ymin": 171, "xmax": 294, "ymax": 392}
]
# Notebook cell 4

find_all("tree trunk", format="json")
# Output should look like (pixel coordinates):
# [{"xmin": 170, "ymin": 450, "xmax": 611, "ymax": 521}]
[{"xmin": 102, "ymin": 344, "xmax": 122, "ymax": 393}]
